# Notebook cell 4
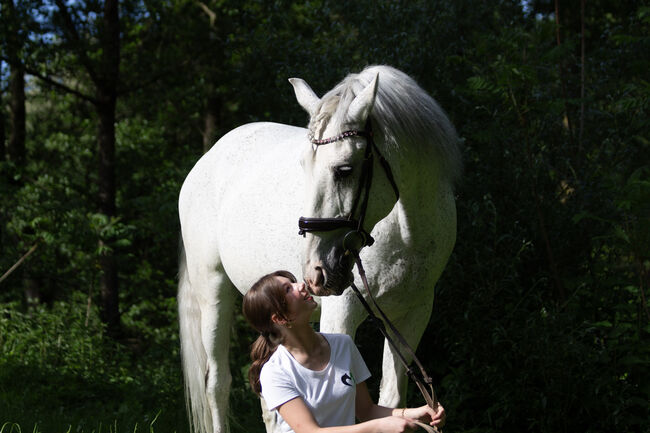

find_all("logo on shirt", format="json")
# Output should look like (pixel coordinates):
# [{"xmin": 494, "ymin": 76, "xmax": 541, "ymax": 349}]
[{"xmin": 341, "ymin": 372, "xmax": 355, "ymax": 386}]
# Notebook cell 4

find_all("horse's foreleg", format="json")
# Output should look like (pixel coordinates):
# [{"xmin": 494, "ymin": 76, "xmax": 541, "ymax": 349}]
[
  {"xmin": 378, "ymin": 301, "xmax": 433, "ymax": 408},
  {"xmin": 260, "ymin": 395, "xmax": 282, "ymax": 433},
  {"xmin": 319, "ymin": 289, "xmax": 368, "ymax": 335}
]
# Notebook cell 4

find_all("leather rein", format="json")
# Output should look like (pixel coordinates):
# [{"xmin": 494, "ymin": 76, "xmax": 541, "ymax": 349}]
[{"xmin": 297, "ymin": 122, "xmax": 441, "ymax": 432}]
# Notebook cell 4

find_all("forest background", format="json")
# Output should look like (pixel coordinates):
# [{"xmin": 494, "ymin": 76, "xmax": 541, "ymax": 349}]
[{"xmin": 0, "ymin": 0, "xmax": 648, "ymax": 432}]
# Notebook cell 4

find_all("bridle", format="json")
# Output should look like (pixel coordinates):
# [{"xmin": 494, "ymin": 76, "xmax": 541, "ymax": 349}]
[
  {"xmin": 298, "ymin": 120, "xmax": 399, "ymax": 252},
  {"xmin": 297, "ymin": 121, "xmax": 442, "ymax": 432}
]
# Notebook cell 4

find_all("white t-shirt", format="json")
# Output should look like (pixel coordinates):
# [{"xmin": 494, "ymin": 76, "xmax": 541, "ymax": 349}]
[{"xmin": 260, "ymin": 333, "xmax": 371, "ymax": 432}]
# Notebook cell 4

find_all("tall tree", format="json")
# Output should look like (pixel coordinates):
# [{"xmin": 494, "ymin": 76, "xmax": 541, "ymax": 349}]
[
  {"xmin": 0, "ymin": 84, "xmax": 4, "ymax": 160},
  {"xmin": 1, "ymin": 0, "xmax": 42, "ymax": 303},
  {"xmin": 3, "ymin": 0, "xmax": 25, "ymax": 166},
  {"xmin": 93, "ymin": 0, "xmax": 120, "ymax": 332},
  {"xmin": 66, "ymin": 0, "xmax": 119, "ymax": 333},
  {"xmin": 24, "ymin": 0, "xmax": 122, "ymax": 333}
]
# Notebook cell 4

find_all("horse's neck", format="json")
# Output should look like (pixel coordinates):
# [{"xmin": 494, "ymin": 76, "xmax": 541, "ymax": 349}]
[
  {"xmin": 364, "ymin": 168, "xmax": 455, "ymax": 295},
  {"xmin": 393, "ymin": 158, "xmax": 456, "ymax": 249}
]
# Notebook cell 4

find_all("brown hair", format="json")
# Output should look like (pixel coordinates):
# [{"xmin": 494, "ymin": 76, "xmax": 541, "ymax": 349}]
[{"xmin": 242, "ymin": 270, "xmax": 297, "ymax": 394}]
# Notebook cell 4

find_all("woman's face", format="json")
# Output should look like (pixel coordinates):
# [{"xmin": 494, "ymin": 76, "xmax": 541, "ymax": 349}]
[{"xmin": 275, "ymin": 276, "xmax": 317, "ymax": 322}]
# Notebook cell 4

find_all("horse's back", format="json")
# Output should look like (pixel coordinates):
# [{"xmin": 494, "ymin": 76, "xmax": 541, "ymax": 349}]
[
  {"xmin": 180, "ymin": 123, "xmax": 302, "ymax": 208},
  {"xmin": 179, "ymin": 122, "xmax": 307, "ymax": 294}
]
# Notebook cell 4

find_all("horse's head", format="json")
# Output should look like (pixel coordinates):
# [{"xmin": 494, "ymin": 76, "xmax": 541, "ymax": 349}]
[{"xmin": 290, "ymin": 73, "xmax": 399, "ymax": 296}]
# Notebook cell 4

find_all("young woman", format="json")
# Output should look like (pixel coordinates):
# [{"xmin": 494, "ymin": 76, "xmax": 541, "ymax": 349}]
[{"xmin": 242, "ymin": 270, "xmax": 446, "ymax": 433}]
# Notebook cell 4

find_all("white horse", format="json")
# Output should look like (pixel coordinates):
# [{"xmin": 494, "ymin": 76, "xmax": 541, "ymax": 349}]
[{"xmin": 178, "ymin": 65, "xmax": 461, "ymax": 433}]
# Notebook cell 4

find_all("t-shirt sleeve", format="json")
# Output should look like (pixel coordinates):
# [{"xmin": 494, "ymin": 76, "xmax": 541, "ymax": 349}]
[
  {"xmin": 260, "ymin": 361, "xmax": 300, "ymax": 411},
  {"xmin": 346, "ymin": 335, "xmax": 372, "ymax": 384}
]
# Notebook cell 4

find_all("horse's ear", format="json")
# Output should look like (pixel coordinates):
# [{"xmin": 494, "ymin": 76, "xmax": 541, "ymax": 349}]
[
  {"xmin": 289, "ymin": 78, "xmax": 320, "ymax": 116},
  {"xmin": 347, "ymin": 73, "xmax": 379, "ymax": 124}
]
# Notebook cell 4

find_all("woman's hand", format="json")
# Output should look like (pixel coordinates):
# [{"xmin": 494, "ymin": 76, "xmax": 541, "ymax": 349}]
[
  {"xmin": 376, "ymin": 415, "xmax": 419, "ymax": 433},
  {"xmin": 401, "ymin": 403, "xmax": 446, "ymax": 428}
]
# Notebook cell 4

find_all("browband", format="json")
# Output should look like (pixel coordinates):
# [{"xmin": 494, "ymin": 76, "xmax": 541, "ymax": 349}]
[{"xmin": 309, "ymin": 129, "xmax": 371, "ymax": 146}]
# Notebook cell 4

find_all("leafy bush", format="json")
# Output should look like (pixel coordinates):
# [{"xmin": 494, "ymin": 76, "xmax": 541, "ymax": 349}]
[{"xmin": 0, "ymin": 297, "xmax": 186, "ymax": 432}]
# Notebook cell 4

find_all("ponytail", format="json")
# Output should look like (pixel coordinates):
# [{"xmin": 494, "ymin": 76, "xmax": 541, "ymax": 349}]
[
  {"xmin": 242, "ymin": 270, "xmax": 297, "ymax": 394},
  {"xmin": 248, "ymin": 333, "xmax": 278, "ymax": 394}
]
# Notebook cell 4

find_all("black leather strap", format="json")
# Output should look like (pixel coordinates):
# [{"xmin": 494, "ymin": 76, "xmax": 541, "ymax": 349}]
[
  {"xmin": 350, "ymin": 251, "xmax": 441, "ymax": 432},
  {"xmin": 298, "ymin": 120, "xmax": 398, "ymax": 252},
  {"xmin": 298, "ymin": 217, "xmax": 358, "ymax": 235}
]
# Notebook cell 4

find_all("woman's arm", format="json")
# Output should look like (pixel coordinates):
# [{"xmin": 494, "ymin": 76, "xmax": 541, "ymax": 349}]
[
  {"xmin": 355, "ymin": 382, "xmax": 446, "ymax": 428},
  {"xmin": 355, "ymin": 382, "xmax": 403, "ymax": 421},
  {"xmin": 278, "ymin": 396, "xmax": 417, "ymax": 433}
]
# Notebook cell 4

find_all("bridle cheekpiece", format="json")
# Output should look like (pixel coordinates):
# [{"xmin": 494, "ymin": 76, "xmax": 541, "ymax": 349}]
[{"xmin": 298, "ymin": 120, "xmax": 399, "ymax": 253}]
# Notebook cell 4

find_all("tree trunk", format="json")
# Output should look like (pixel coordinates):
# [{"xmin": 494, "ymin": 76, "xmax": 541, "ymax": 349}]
[
  {"xmin": 203, "ymin": 95, "xmax": 221, "ymax": 153},
  {"xmin": 6, "ymin": 0, "xmax": 34, "ymax": 301},
  {"xmin": 579, "ymin": 0, "xmax": 585, "ymax": 151},
  {"xmin": 554, "ymin": 0, "xmax": 574, "ymax": 141},
  {"xmin": 8, "ymin": 62, "xmax": 25, "ymax": 165},
  {"xmin": 0, "ymin": 94, "xmax": 5, "ymax": 160},
  {"xmin": 97, "ymin": 100, "xmax": 119, "ymax": 332},
  {"xmin": 6, "ymin": 0, "xmax": 25, "ymax": 166},
  {"xmin": 96, "ymin": 0, "xmax": 121, "ymax": 335},
  {"xmin": 48, "ymin": 0, "xmax": 122, "ymax": 333}
]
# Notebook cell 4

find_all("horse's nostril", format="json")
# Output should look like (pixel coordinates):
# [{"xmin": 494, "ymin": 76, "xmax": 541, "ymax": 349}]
[{"xmin": 314, "ymin": 266, "xmax": 324, "ymax": 286}]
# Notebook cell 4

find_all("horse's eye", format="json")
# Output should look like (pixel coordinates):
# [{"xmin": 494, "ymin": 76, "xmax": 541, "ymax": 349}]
[{"xmin": 334, "ymin": 165, "xmax": 353, "ymax": 180}]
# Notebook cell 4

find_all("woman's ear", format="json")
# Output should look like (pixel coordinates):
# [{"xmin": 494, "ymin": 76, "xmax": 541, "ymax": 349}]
[{"xmin": 271, "ymin": 313, "xmax": 285, "ymax": 326}]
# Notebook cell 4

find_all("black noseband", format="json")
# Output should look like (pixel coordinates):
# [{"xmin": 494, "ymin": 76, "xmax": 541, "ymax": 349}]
[{"xmin": 298, "ymin": 216, "xmax": 375, "ymax": 248}]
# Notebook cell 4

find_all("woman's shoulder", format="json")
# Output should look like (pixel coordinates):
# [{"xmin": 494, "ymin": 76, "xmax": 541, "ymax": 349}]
[
  {"xmin": 260, "ymin": 345, "xmax": 289, "ymax": 378},
  {"xmin": 320, "ymin": 332, "xmax": 354, "ymax": 347},
  {"xmin": 266, "ymin": 344, "xmax": 289, "ymax": 364},
  {"xmin": 320, "ymin": 332, "xmax": 353, "ymax": 340}
]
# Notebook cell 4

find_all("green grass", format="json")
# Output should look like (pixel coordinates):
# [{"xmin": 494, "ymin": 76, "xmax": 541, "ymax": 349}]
[
  {"xmin": 1, "ymin": 412, "xmax": 162, "ymax": 433},
  {"xmin": 0, "ymin": 297, "xmax": 268, "ymax": 433},
  {"xmin": 0, "ymin": 300, "xmax": 187, "ymax": 432}
]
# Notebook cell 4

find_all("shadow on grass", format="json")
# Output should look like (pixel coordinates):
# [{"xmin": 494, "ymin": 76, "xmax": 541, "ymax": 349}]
[{"xmin": 0, "ymin": 360, "xmax": 187, "ymax": 433}]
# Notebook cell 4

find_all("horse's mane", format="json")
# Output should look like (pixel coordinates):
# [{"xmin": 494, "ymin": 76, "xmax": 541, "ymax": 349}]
[{"xmin": 309, "ymin": 65, "xmax": 462, "ymax": 184}]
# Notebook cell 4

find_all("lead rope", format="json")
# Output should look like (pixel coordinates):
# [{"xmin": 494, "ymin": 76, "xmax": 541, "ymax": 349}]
[{"xmin": 349, "ymin": 250, "xmax": 441, "ymax": 433}]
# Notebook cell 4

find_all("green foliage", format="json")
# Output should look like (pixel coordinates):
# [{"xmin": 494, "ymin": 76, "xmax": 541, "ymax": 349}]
[
  {"xmin": 0, "ymin": 297, "xmax": 186, "ymax": 432},
  {"xmin": 1, "ymin": 0, "xmax": 648, "ymax": 432},
  {"xmin": 424, "ymin": 2, "xmax": 650, "ymax": 432}
]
